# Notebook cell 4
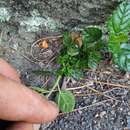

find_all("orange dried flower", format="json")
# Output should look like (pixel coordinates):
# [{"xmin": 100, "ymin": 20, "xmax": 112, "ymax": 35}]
[{"xmin": 39, "ymin": 40, "xmax": 49, "ymax": 49}]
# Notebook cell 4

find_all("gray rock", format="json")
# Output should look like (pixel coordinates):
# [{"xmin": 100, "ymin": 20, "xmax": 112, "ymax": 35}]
[{"xmin": 0, "ymin": 0, "xmax": 122, "ymax": 33}]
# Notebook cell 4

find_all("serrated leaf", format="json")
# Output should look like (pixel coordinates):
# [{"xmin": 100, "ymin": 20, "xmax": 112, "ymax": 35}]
[
  {"xmin": 88, "ymin": 51, "xmax": 101, "ymax": 69},
  {"xmin": 107, "ymin": 1, "xmax": 130, "ymax": 34},
  {"xmin": 55, "ymin": 90, "xmax": 75, "ymax": 112},
  {"xmin": 113, "ymin": 43, "xmax": 130, "ymax": 71},
  {"xmin": 107, "ymin": 2, "xmax": 130, "ymax": 72},
  {"xmin": 120, "ymin": 43, "xmax": 130, "ymax": 50},
  {"xmin": 82, "ymin": 27, "xmax": 102, "ymax": 43},
  {"xmin": 63, "ymin": 32, "xmax": 72, "ymax": 47},
  {"xmin": 82, "ymin": 27, "xmax": 102, "ymax": 49},
  {"xmin": 115, "ymin": 52, "xmax": 130, "ymax": 72},
  {"xmin": 71, "ymin": 69, "xmax": 84, "ymax": 80},
  {"xmin": 67, "ymin": 46, "xmax": 79, "ymax": 56},
  {"xmin": 109, "ymin": 33, "xmax": 128, "ymax": 43},
  {"xmin": 109, "ymin": 41, "xmax": 120, "ymax": 53},
  {"xmin": 108, "ymin": 32, "xmax": 128, "ymax": 54}
]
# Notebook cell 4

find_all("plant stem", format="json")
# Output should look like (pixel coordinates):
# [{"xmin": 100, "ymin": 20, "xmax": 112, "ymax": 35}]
[
  {"xmin": 47, "ymin": 75, "xmax": 62, "ymax": 98},
  {"xmin": 31, "ymin": 87, "xmax": 50, "ymax": 93},
  {"xmin": 57, "ymin": 84, "xmax": 61, "ymax": 93}
]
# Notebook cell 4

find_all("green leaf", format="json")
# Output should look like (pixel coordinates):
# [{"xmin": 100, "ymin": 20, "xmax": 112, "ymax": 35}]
[
  {"xmin": 107, "ymin": 2, "xmax": 130, "ymax": 72},
  {"xmin": 63, "ymin": 32, "xmax": 72, "ymax": 47},
  {"xmin": 108, "ymin": 41, "xmax": 120, "ymax": 53},
  {"xmin": 108, "ymin": 32, "xmax": 129, "ymax": 54},
  {"xmin": 71, "ymin": 69, "xmax": 84, "ymax": 80},
  {"xmin": 113, "ymin": 43, "xmax": 130, "ymax": 71},
  {"xmin": 120, "ymin": 43, "xmax": 130, "ymax": 50},
  {"xmin": 82, "ymin": 27, "xmax": 102, "ymax": 43},
  {"xmin": 64, "ymin": 65, "xmax": 75, "ymax": 77},
  {"xmin": 67, "ymin": 46, "xmax": 79, "ymax": 56},
  {"xmin": 114, "ymin": 52, "xmax": 130, "ymax": 72},
  {"xmin": 109, "ymin": 33, "xmax": 128, "ymax": 43},
  {"xmin": 55, "ymin": 90, "xmax": 75, "ymax": 112},
  {"xmin": 82, "ymin": 27, "xmax": 102, "ymax": 49},
  {"xmin": 57, "ymin": 54, "xmax": 69, "ymax": 65},
  {"xmin": 107, "ymin": 1, "xmax": 130, "ymax": 34},
  {"xmin": 88, "ymin": 51, "xmax": 101, "ymax": 69}
]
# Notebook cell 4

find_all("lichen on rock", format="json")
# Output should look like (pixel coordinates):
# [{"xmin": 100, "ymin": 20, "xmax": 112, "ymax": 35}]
[
  {"xmin": 19, "ymin": 9, "xmax": 63, "ymax": 32},
  {"xmin": 0, "ymin": 7, "xmax": 11, "ymax": 22}
]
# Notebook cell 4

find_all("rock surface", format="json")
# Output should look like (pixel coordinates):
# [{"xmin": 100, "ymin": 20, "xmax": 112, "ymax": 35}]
[{"xmin": 0, "ymin": 0, "xmax": 120, "ymax": 33}]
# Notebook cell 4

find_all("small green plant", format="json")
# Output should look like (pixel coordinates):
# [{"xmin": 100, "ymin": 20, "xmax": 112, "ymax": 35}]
[
  {"xmin": 32, "ymin": 1, "xmax": 130, "ymax": 113},
  {"xmin": 107, "ymin": 1, "xmax": 130, "ymax": 71},
  {"xmin": 52, "ymin": 28, "xmax": 102, "ymax": 112},
  {"xmin": 57, "ymin": 28, "xmax": 102, "ymax": 79},
  {"xmin": 33, "ymin": 27, "xmax": 102, "ymax": 112}
]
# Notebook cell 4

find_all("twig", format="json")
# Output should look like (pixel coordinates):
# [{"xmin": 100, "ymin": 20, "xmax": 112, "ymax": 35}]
[
  {"xmin": 84, "ymin": 68, "xmax": 112, "ymax": 75},
  {"xmin": 46, "ymin": 55, "xmax": 57, "ymax": 67},
  {"xmin": 47, "ymin": 75, "xmax": 62, "ymax": 98},
  {"xmin": 36, "ymin": 35, "xmax": 63, "ymax": 41},
  {"xmin": 42, "ymin": 77, "xmax": 50, "ymax": 88},
  {"xmin": 74, "ymin": 93, "xmax": 94, "ymax": 97},
  {"xmin": 88, "ymin": 79, "xmax": 130, "ymax": 90},
  {"xmin": 79, "ymin": 83, "xmax": 118, "ymax": 101},
  {"xmin": 31, "ymin": 78, "xmax": 130, "ymax": 96},
  {"xmin": 61, "ymin": 77, "xmax": 70, "ymax": 89}
]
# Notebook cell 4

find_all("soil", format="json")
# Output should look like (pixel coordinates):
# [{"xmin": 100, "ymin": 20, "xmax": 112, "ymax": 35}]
[{"xmin": 0, "ymin": 0, "xmax": 130, "ymax": 130}]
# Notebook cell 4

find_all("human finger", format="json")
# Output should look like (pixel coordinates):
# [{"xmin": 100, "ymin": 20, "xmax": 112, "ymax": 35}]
[{"xmin": 0, "ymin": 74, "xmax": 59, "ymax": 123}]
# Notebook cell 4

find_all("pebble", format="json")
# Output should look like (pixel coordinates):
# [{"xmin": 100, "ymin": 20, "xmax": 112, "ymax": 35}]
[
  {"xmin": 100, "ymin": 111, "xmax": 106, "ymax": 118},
  {"xmin": 127, "ymin": 116, "xmax": 130, "ymax": 129}
]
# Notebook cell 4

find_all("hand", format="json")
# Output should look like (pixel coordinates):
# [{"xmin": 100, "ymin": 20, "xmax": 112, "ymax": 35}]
[{"xmin": 0, "ymin": 59, "xmax": 59, "ymax": 130}]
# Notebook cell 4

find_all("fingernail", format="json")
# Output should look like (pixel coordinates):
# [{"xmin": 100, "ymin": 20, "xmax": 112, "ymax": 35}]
[
  {"xmin": 33, "ymin": 124, "xmax": 41, "ymax": 130},
  {"xmin": 49, "ymin": 101, "xmax": 58, "ymax": 108}
]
